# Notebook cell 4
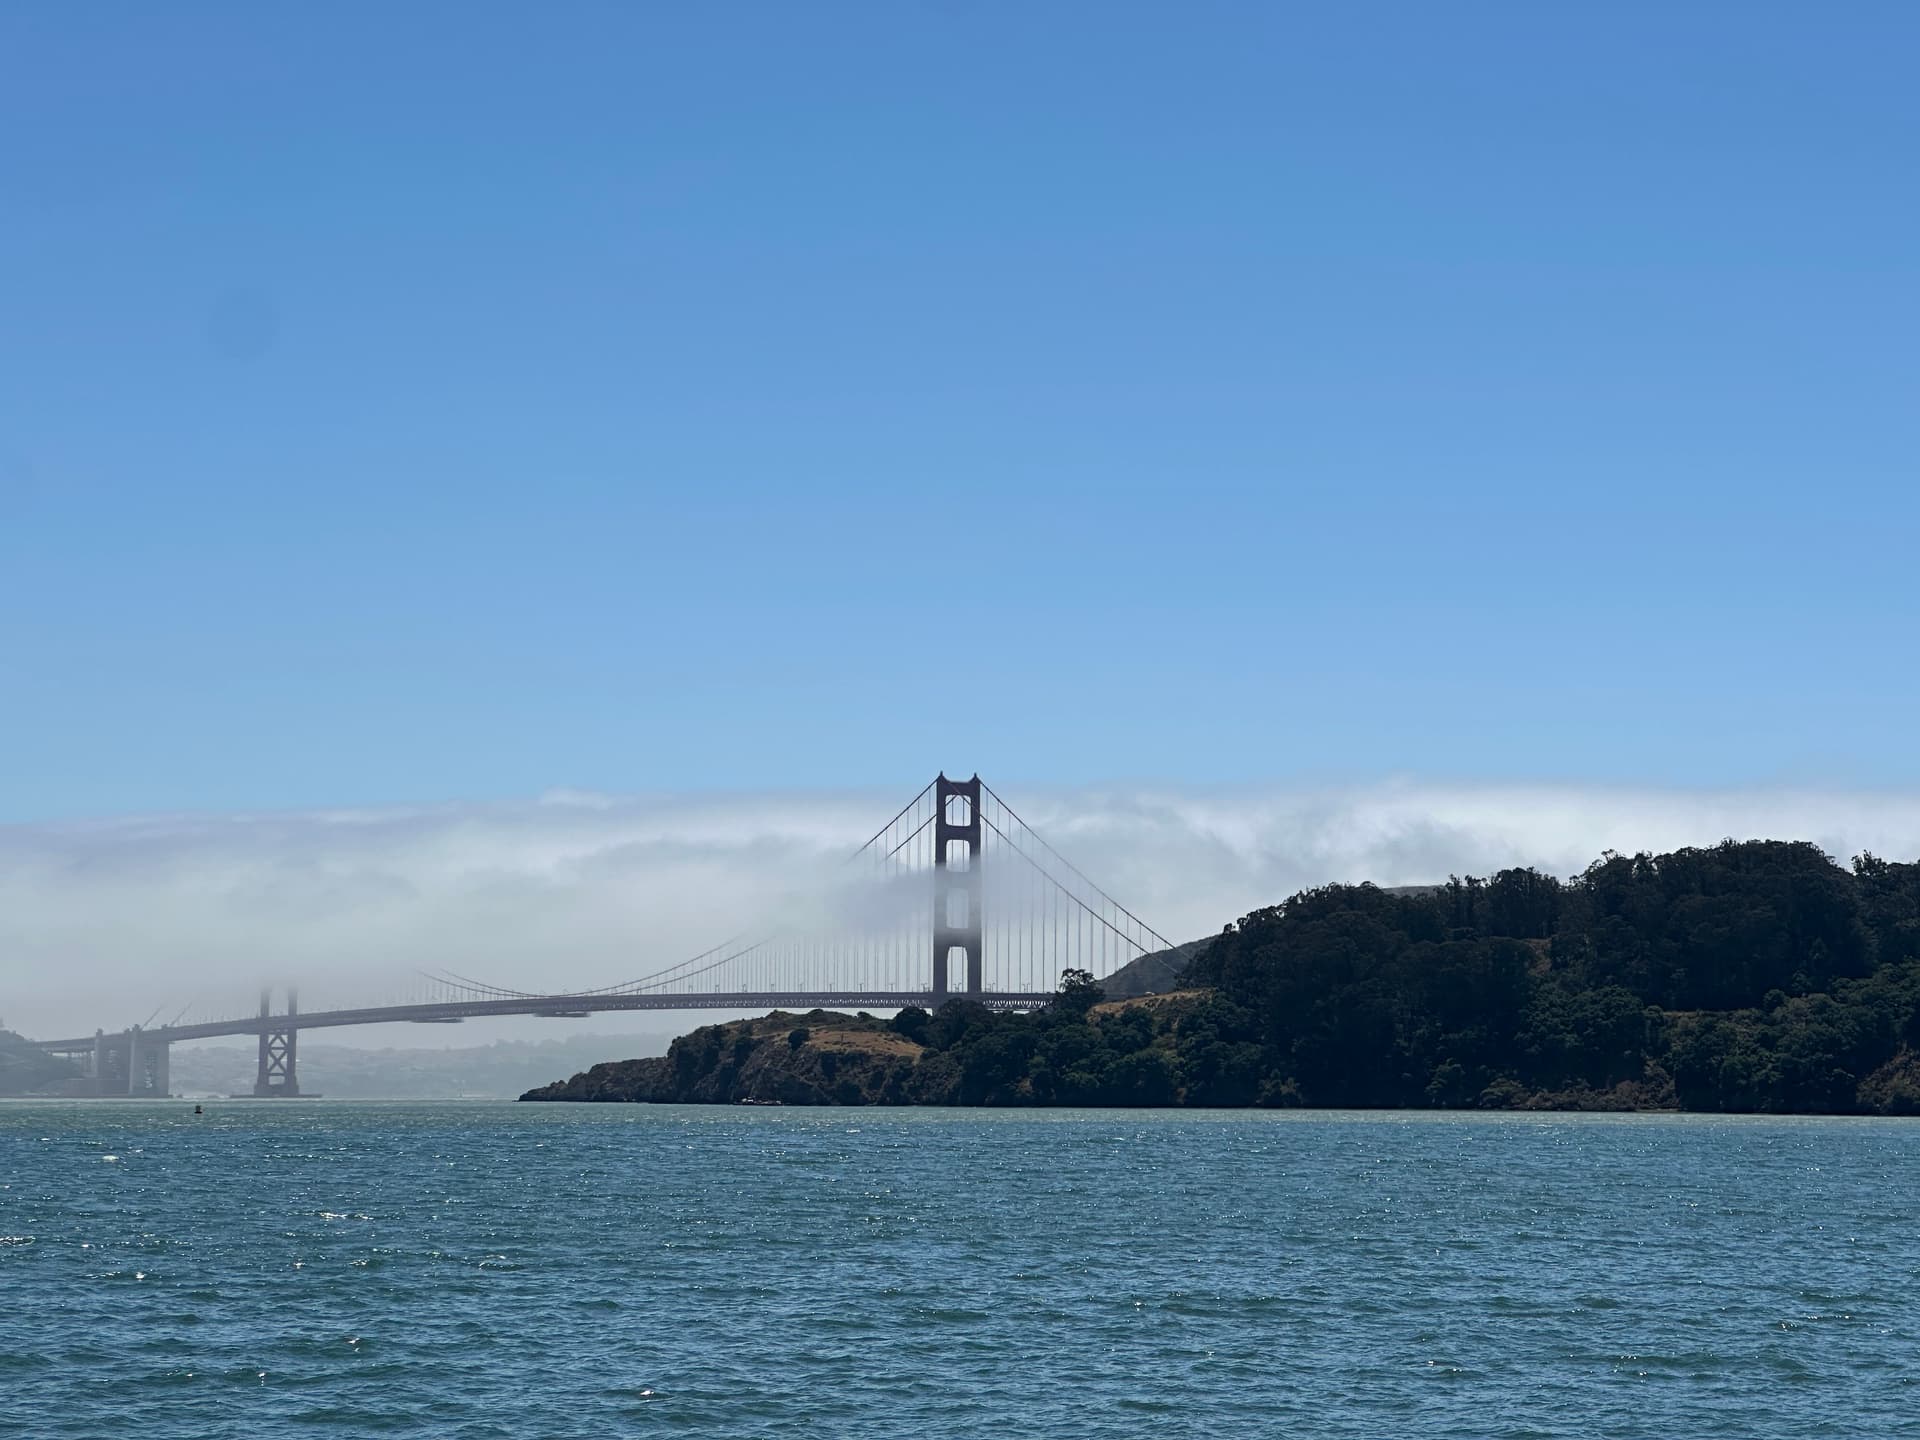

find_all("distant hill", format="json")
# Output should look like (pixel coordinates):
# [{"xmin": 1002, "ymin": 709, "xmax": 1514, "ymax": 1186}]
[
  {"xmin": 0, "ymin": 1030, "xmax": 80, "ymax": 1096},
  {"xmin": 1099, "ymin": 938, "xmax": 1215, "ymax": 998},
  {"xmin": 168, "ymin": 1033, "xmax": 676, "ymax": 1099}
]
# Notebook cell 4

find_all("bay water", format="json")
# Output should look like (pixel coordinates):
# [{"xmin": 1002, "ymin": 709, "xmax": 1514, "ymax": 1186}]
[{"xmin": 2, "ymin": 1102, "xmax": 1916, "ymax": 1437}]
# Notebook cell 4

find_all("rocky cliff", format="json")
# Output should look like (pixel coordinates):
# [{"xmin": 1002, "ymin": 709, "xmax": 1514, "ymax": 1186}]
[{"xmin": 521, "ymin": 1010, "xmax": 927, "ymax": 1105}]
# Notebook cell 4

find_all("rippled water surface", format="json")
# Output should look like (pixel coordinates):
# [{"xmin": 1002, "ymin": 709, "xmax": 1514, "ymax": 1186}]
[{"xmin": 3, "ymin": 1103, "xmax": 1918, "ymax": 1437}]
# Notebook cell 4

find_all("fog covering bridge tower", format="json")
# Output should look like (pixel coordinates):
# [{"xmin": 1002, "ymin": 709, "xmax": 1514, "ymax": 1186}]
[
  {"xmin": 30, "ymin": 774, "xmax": 1178, "ymax": 1092},
  {"xmin": 416, "ymin": 772, "xmax": 1174, "ymax": 1008},
  {"xmin": 933, "ymin": 773, "xmax": 983, "ymax": 1000}
]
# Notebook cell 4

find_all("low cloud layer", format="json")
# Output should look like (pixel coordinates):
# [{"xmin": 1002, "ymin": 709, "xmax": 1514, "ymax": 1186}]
[{"xmin": 6, "ymin": 780, "xmax": 1919, "ymax": 1040}]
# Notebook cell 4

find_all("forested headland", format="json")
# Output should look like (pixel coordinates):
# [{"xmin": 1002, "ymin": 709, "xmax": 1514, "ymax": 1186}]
[{"xmin": 523, "ymin": 840, "xmax": 1920, "ymax": 1114}]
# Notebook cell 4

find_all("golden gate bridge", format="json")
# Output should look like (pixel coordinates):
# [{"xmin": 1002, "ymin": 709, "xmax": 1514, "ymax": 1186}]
[{"xmin": 30, "ymin": 775, "xmax": 1173, "ymax": 1096}]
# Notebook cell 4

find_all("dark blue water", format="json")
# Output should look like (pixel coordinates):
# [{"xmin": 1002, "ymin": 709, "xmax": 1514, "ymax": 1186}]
[{"xmin": 3, "ymin": 1103, "xmax": 1917, "ymax": 1438}]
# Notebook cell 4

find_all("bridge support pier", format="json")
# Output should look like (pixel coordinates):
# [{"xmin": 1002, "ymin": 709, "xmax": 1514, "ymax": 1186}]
[
  {"xmin": 126, "ymin": 1026, "xmax": 170, "ymax": 1097},
  {"xmin": 253, "ymin": 987, "xmax": 301, "ymax": 1097},
  {"xmin": 933, "ymin": 773, "xmax": 983, "ymax": 1003},
  {"xmin": 82, "ymin": 1027, "xmax": 168, "ymax": 1097},
  {"xmin": 96, "ymin": 1030, "xmax": 131, "ymax": 1096}
]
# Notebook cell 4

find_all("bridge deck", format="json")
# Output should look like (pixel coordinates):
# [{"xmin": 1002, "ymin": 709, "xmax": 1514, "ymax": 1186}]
[{"xmin": 35, "ymin": 991, "xmax": 1059, "ymax": 1053}]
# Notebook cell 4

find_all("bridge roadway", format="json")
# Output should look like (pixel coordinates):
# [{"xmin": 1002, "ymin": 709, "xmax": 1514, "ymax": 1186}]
[{"xmin": 35, "ymin": 991, "xmax": 1059, "ymax": 1056}]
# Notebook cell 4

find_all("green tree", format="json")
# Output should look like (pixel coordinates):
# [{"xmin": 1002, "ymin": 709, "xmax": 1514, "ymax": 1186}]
[
  {"xmin": 888, "ymin": 1006, "xmax": 932, "ymax": 1045},
  {"xmin": 1053, "ymin": 968, "xmax": 1105, "ymax": 1016}
]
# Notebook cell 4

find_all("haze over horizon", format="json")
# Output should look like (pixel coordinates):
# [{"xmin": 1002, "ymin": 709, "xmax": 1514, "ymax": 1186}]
[
  {"xmin": 5, "ymin": 6, "xmax": 1917, "ymax": 1039},
  {"xmin": 9, "ymin": 775, "xmax": 1920, "ymax": 1042}
]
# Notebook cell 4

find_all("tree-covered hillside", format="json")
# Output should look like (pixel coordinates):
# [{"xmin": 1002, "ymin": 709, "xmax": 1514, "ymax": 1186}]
[
  {"xmin": 1182, "ymin": 842, "xmax": 1920, "ymax": 1111},
  {"xmin": 527, "ymin": 841, "xmax": 1920, "ymax": 1114}
]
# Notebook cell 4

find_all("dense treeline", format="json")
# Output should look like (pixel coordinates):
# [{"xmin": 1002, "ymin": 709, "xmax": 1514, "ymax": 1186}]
[
  {"xmin": 525, "ymin": 840, "xmax": 1920, "ymax": 1113},
  {"xmin": 877, "ymin": 841, "xmax": 1920, "ymax": 1112}
]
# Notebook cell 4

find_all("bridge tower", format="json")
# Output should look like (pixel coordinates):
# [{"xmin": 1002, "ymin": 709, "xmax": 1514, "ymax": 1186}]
[
  {"xmin": 253, "ymin": 987, "xmax": 301, "ymax": 1097},
  {"xmin": 932, "ymin": 773, "xmax": 983, "ymax": 1002}
]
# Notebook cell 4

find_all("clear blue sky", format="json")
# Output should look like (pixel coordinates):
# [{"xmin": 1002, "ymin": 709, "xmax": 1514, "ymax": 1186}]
[{"xmin": 3, "ymin": 3, "xmax": 1915, "ymax": 820}]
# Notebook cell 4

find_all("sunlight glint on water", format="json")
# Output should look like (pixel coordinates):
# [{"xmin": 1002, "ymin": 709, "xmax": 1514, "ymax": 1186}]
[{"xmin": 2, "ymin": 1103, "xmax": 1915, "ymax": 1438}]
